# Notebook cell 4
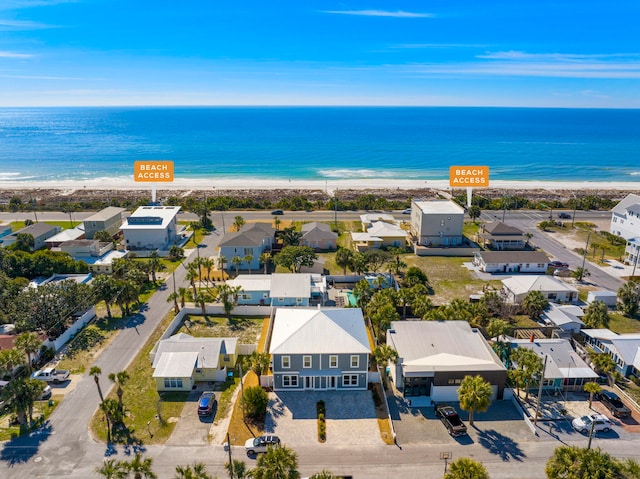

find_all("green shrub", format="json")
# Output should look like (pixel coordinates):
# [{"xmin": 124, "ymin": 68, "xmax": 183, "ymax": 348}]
[{"xmin": 242, "ymin": 386, "xmax": 268, "ymax": 419}]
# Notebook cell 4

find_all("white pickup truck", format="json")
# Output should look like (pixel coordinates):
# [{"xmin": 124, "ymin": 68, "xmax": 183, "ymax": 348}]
[{"xmin": 31, "ymin": 367, "xmax": 70, "ymax": 384}]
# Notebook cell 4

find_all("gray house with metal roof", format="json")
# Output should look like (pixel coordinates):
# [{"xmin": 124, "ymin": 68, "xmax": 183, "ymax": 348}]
[
  {"xmin": 269, "ymin": 308, "xmax": 371, "ymax": 391},
  {"xmin": 83, "ymin": 206, "xmax": 125, "ymax": 239}
]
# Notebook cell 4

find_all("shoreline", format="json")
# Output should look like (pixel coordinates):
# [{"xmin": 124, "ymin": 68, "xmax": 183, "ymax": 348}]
[{"xmin": 1, "ymin": 178, "xmax": 639, "ymax": 194}]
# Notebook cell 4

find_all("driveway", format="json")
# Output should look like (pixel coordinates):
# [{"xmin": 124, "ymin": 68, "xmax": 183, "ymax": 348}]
[
  {"xmin": 263, "ymin": 390, "xmax": 384, "ymax": 447},
  {"xmin": 389, "ymin": 393, "xmax": 532, "ymax": 458},
  {"xmin": 165, "ymin": 387, "xmax": 217, "ymax": 446}
]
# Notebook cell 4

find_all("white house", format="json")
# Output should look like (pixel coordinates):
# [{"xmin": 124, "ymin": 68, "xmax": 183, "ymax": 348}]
[
  {"xmin": 120, "ymin": 205, "xmax": 181, "ymax": 251},
  {"xmin": 150, "ymin": 333, "xmax": 239, "ymax": 392},
  {"xmin": 509, "ymin": 338, "xmax": 598, "ymax": 391},
  {"xmin": 501, "ymin": 275, "xmax": 578, "ymax": 304},
  {"xmin": 473, "ymin": 251, "xmax": 550, "ymax": 273},
  {"xmin": 387, "ymin": 321, "xmax": 507, "ymax": 403},
  {"xmin": 59, "ymin": 239, "xmax": 127, "ymax": 274},
  {"xmin": 610, "ymin": 194, "xmax": 640, "ymax": 267},
  {"xmin": 540, "ymin": 303, "xmax": 585, "ymax": 333},
  {"xmin": 410, "ymin": 199, "xmax": 465, "ymax": 247}
]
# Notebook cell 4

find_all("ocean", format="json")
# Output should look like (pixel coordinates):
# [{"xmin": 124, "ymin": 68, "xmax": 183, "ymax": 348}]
[{"xmin": 0, "ymin": 106, "xmax": 639, "ymax": 185}]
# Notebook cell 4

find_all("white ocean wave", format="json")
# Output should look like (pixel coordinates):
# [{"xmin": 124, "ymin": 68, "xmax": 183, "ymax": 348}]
[
  {"xmin": 0, "ymin": 172, "xmax": 22, "ymax": 177},
  {"xmin": 630, "ymin": 172, "xmax": 640, "ymax": 176},
  {"xmin": 317, "ymin": 168, "xmax": 398, "ymax": 179}
]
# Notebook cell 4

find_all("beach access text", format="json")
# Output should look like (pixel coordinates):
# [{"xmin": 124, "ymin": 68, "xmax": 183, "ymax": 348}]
[
  {"xmin": 449, "ymin": 165, "xmax": 489, "ymax": 187},
  {"xmin": 134, "ymin": 160, "xmax": 174, "ymax": 182}
]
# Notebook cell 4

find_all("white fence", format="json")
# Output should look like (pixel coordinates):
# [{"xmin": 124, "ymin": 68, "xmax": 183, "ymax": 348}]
[{"xmin": 44, "ymin": 306, "xmax": 96, "ymax": 352}]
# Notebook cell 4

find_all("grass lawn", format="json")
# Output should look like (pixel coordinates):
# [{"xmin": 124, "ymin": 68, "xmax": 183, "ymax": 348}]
[
  {"xmin": 177, "ymin": 315, "xmax": 266, "ymax": 345},
  {"xmin": 608, "ymin": 312, "xmax": 640, "ymax": 334},
  {"xmin": 226, "ymin": 371, "xmax": 262, "ymax": 445},
  {"xmin": 89, "ymin": 310, "xmax": 187, "ymax": 445},
  {"xmin": 404, "ymin": 256, "xmax": 502, "ymax": 305},
  {"xmin": 0, "ymin": 396, "xmax": 60, "ymax": 442}
]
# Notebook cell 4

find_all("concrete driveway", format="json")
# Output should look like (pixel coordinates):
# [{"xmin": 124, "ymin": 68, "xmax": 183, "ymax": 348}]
[
  {"xmin": 263, "ymin": 390, "xmax": 384, "ymax": 447},
  {"xmin": 166, "ymin": 386, "xmax": 217, "ymax": 446}
]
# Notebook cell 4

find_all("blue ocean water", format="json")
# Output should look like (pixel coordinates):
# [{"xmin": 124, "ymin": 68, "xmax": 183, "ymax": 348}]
[{"xmin": 0, "ymin": 106, "xmax": 639, "ymax": 184}]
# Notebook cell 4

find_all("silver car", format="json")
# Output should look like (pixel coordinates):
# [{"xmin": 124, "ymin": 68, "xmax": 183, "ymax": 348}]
[{"xmin": 244, "ymin": 435, "xmax": 280, "ymax": 455}]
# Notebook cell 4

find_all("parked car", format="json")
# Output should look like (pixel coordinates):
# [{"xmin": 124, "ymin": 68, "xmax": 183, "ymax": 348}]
[
  {"xmin": 271, "ymin": 209, "xmax": 284, "ymax": 215},
  {"xmin": 549, "ymin": 261, "xmax": 569, "ymax": 269},
  {"xmin": 596, "ymin": 390, "xmax": 631, "ymax": 418},
  {"xmin": 244, "ymin": 435, "xmax": 281, "ymax": 455},
  {"xmin": 434, "ymin": 404, "xmax": 468, "ymax": 437},
  {"xmin": 40, "ymin": 385, "xmax": 52, "ymax": 400},
  {"xmin": 553, "ymin": 267, "xmax": 572, "ymax": 277},
  {"xmin": 558, "ymin": 212, "xmax": 572, "ymax": 219},
  {"xmin": 572, "ymin": 414, "xmax": 613, "ymax": 434},
  {"xmin": 197, "ymin": 391, "xmax": 216, "ymax": 416},
  {"xmin": 402, "ymin": 208, "xmax": 412, "ymax": 214},
  {"xmin": 31, "ymin": 367, "xmax": 70, "ymax": 384}
]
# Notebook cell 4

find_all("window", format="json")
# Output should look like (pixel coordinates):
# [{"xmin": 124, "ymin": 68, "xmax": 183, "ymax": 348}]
[
  {"xmin": 242, "ymin": 294, "xmax": 251, "ymax": 300},
  {"xmin": 296, "ymin": 297, "xmax": 303, "ymax": 304},
  {"xmin": 263, "ymin": 293, "xmax": 269, "ymax": 298},
  {"xmin": 329, "ymin": 355, "xmax": 338, "ymax": 368},
  {"xmin": 282, "ymin": 375, "xmax": 298, "ymax": 387},
  {"xmin": 447, "ymin": 379, "xmax": 462, "ymax": 385},
  {"xmin": 342, "ymin": 374, "xmax": 358, "ymax": 386},
  {"xmin": 163, "ymin": 378, "xmax": 183, "ymax": 389},
  {"xmin": 244, "ymin": 247, "xmax": 254, "ymax": 256},
  {"xmin": 303, "ymin": 355, "xmax": 312, "ymax": 368},
  {"xmin": 281, "ymin": 356, "xmax": 290, "ymax": 368},
  {"xmin": 350, "ymin": 355, "xmax": 359, "ymax": 368}
]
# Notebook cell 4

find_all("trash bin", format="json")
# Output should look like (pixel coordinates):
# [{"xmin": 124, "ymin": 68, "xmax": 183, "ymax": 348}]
[{"xmin": 48, "ymin": 400, "xmax": 54, "ymax": 407}]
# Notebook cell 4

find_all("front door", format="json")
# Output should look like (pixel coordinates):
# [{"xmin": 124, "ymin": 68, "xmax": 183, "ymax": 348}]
[
  {"xmin": 328, "ymin": 376, "xmax": 337, "ymax": 389},
  {"xmin": 304, "ymin": 376, "xmax": 313, "ymax": 389}
]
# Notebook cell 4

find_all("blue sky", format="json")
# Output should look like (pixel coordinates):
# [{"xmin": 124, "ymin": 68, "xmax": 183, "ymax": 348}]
[{"xmin": 1, "ymin": 0, "xmax": 640, "ymax": 107}]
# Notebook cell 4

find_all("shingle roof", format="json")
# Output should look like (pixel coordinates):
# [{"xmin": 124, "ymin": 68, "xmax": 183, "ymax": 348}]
[
  {"xmin": 84, "ymin": 206, "xmax": 126, "ymax": 222},
  {"xmin": 483, "ymin": 222, "xmax": 524, "ymax": 235}
]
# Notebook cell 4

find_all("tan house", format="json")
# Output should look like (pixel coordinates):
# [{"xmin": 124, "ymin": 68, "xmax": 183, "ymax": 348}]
[
  {"xmin": 351, "ymin": 221, "xmax": 407, "ymax": 251},
  {"xmin": 477, "ymin": 222, "xmax": 528, "ymax": 250},
  {"xmin": 300, "ymin": 222, "xmax": 338, "ymax": 250}
]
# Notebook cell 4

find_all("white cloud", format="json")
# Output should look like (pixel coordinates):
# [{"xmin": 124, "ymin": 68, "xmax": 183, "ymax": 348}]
[
  {"xmin": 0, "ymin": 73, "xmax": 94, "ymax": 80},
  {"xmin": 0, "ymin": 19, "xmax": 56, "ymax": 30},
  {"xmin": 0, "ymin": 51, "xmax": 33, "ymax": 58},
  {"xmin": 322, "ymin": 10, "xmax": 434, "ymax": 18},
  {"xmin": 391, "ymin": 43, "xmax": 487, "ymax": 49}
]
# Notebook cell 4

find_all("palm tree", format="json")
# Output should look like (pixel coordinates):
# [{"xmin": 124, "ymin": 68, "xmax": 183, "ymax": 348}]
[
  {"xmin": 93, "ymin": 274, "xmax": 119, "ymax": 319},
  {"xmin": 96, "ymin": 459, "xmax": 126, "ymax": 479},
  {"xmin": 243, "ymin": 351, "xmax": 271, "ymax": 384},
  {"xmin": 0, "ymin": 348, "xmax": 26, "ymax": 378},
  {"xmin": 147, "ymin": 251, "xmax": 163, "ymax": 283},
  {"xmin": 225, "ymin": 459, "xmax": 249, "ymax": 479},
  {"xmin": 14, "ymin": 332, "xmax": 41, "ymax": 371},
  {"xmin": 510, "ymin": 347, "xmax": 543, "ymax": 399},
  {"xmin": 115, "ymin": 279, "xmax": 141, "ymax": 316},
  {"xmin": 90, "ymin": 366, "xmax": 105, "ymax": 403},
  {"xmin": 259, "ymin": 252, "xmax": 272, "ymax": 274},
  {"xmin": 251, "ymin": 445, "xmax": 300, "ymax": 479},
  {"xmin": 573, "ymin": 266, "xmax": 590, "ymax": 282},
  {"xmin": 618, "ymin": 281, "xmax": 640, "ymax": 317},
  {"xmin": 186, "ymin": 265, "xmax": 199, "ymax": 298},
  {"xmin": 178, "ymin": 287, "xmax": 189, "ymax": 308},
  {"xmin": 443, "ymin": 457, "xmax": 489, "ymax": 479},
  {"xmin": 217, "ymin": 255, "xmax": 228, "ymax": 272},
  {"xmin": 167, "ymin": 291, "xmax": 180, "ymax": 314},
  {"xmin": 123, "ymin": 453, "xmax": 157, "ymax": 479},
  {"xmin": 233, "ymin": 215, "xmax": 245, "ymax": 231},
  {"xmin": 309, "ymin": 472, "xmax": 337, "ymax": 479},
  {"xmin": 0, "ymin": 378, "xmax": 43, "ymax": 425},
  {"xmin": 231, "ymin": 256, "xmax": 243, "ymax": 276},
  {"xmin": 546, "ymin": 446, "xmax": 622, "ymax": 479},
  {"xmin": 244, "ymin": 254, "xmax": 254, "ymax": 274},
  {"xmin": 457, "ymin": 375, "xmax": 493, "ymax": 426},
  {"xmin": 108, "ymin": 370, "xmax": 130, "ymax": 413},
  {"xmin": 584, "ymin": 381, "xmax": 602, "ymax": 409},
  {"xmin": 201, "ymin": 258, "xmax": 215, "ymax": 286},
  {"xmin": 524, "ymin": 232, "xmax": 534, "ymax": 248},
  {"xmin": 521, "ymin": 290, "xmax": 548, "ymax": 319},
  {"xmin": 214, "ymin": 283, "xmax": 242, "ymax": 318},
  {"xmin": 101, "ymin": 398, "xmax": 123, "ymax": 440},
  {"xmin": 373, "ymin": 344, "xmax": 399, "ymax": 372},
  {"xmin": 583, "ymin": 299, "xmax": 610, "ymax": 329},
  {"xmin": 174, "ymin": 462, "xmax": 212, "ymax": 479}
]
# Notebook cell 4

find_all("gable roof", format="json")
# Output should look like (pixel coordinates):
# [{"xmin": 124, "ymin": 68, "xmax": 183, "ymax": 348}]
[
  {"xmin": 501, "ymin": 275, "xmax": 578, "ymax": 295},
  {"xmin": 8, "ymin": 223, "xmax": 59, "ymax": 239},
  {"xmin": 368, "ymin": 222, "xmax": 407, "ymax": 237},
  {"xmin": 301, "ymin": 222, "xmax": 338, "ymax": 241},
  {"xmin": 510, "ymin": 338, "xmax": 597, "ymax": 379},
  {"xmin": 301, "ymin": 222, "xmax": 332, "ymax": 233},
  {"xmin": 541, "ymin": 303, "xmax": 584, "ymax": 328},
  {"xmin": 270, "ymin": 308, "xmax": 370, "ymax": 355},
  {"xmin": 387, "ymin": 321, "xmax": 505, "ymax": 373},
  {"xmin": 152, "ymin": 333, "xmax": 237, "ymax": 370},
  {"xmin": 218, "ymin": 222, "xmax": 274, "ymax": 248},
  {"xmin": 227, "ymin": 275, "xmax": 271, "ymax": 292},
  {"xmin": 482, "ymin": 222, "xmax": 524, "ymax": 235},
  {"xmin": 84, "ymin": 206, "xmax": 126, "ymax": 222},
  {"xmin": 476, "ymin": 251, "xmax": 550, "ymax": 264},
  {"xmin": 612, "ymin": 193, "xmax": 640, "ymax": 215}
]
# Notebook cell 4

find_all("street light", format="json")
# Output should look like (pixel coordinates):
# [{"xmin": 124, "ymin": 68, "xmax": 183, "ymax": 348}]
[{"xmin": 571, "ymin": 193, "xmax": 578, "ymax": 229}]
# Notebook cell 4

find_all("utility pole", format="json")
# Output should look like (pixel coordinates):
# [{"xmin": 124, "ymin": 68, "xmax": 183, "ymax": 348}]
[
  {"xmin": 571, "ymin": 193, "xmax": 578, "ymax": 228},
  {"xmin": 227, "ymin": 432, "xmax": 234, "ymax": 479},
  {"xmin": 580, "ymin": 231, "xmax": 591, "ymax": 280},
  {"xmin": 334, "ymin": 189, "xmax": 338, "ymax": 230},
  {"xmin": 534, "ymin": 355, "xmax": 548, "ymax": 427},
  {"xmin": 587, "ymin": 417, "xmax": 596, "ymax": 449}
]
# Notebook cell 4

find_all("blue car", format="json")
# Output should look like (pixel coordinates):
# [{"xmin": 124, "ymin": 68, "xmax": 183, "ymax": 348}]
[{"xmin": 197, "ymin": 391, "xmax": 216, "ymax": 416}]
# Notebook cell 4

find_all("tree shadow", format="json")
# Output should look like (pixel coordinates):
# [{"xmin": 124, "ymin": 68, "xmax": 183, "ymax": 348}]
[
  {"xmin": 0, "ymin": 420, "xmax": 53, "ymax": 466},
  {"xmin": 476, "ymin": 427, "xmax": 526, "ymax": 462}
]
